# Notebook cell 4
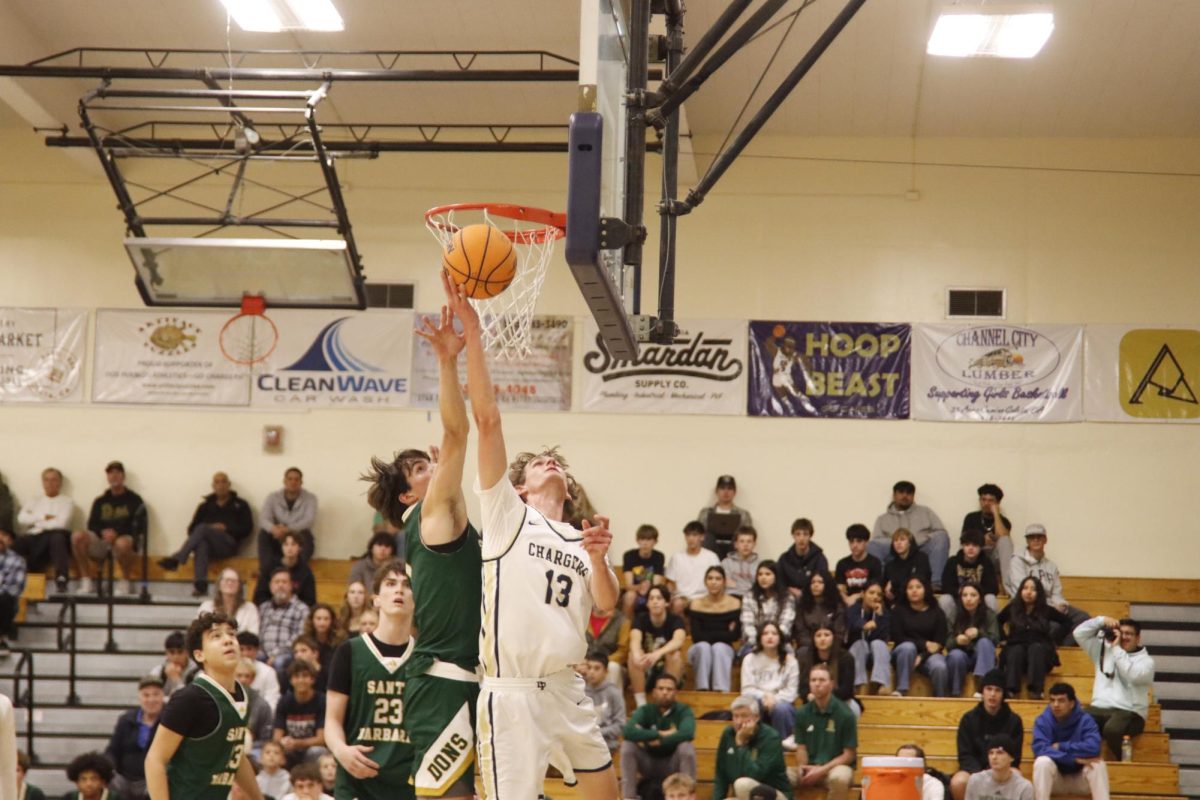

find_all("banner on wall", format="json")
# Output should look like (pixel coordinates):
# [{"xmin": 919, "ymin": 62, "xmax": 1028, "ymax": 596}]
[
  {"xmin": 912, "ymin": 323, "xmax": 1083, "ymax": 422},
  {"xmin": 581, "ymin": 318, "xmax": 746, "ymax": 415},
  {"xmin": 93, "ymin": 309, "xmax": 251, "ymax": 405},
  {"xmin": 410, "ymin": 314, "xmax": 573, "ymax": 411},
  {"xmin": 1085, "ymin": 324, "xmax": 1200, "ymax": 422},
  {"xmin": 747, "ymin": 321, "xmax": 910, "ymax": 418},
  {"xmin": 0, "ymin": 308, "xmax": 86, "ymax": 403},
  {"xmin": 250, "ymin": 310, "xmax": 413, "ymax": 407}
]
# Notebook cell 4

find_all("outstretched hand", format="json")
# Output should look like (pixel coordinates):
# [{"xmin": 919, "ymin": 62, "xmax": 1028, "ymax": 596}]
[
  {"xmin": 415, "ymin": 304, "xmax": 465, "ymax": 360},
  {"xmin": 581, "ymin": 515, "xmax": 613, "ymax": 562},
  {"xmin": 439, "ymin": 269, "xmax": 481, "ymax": 334}
]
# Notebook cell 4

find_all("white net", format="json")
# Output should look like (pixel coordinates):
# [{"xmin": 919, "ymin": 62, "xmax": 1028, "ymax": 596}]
[{"xmin": 424, "ymin": 204, "xmax": 563, "ymax": 360}]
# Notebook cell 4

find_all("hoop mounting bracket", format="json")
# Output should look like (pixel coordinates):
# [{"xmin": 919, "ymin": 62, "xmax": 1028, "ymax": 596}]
[{"xmin": 598, "ymin": 217, "xmax": 643, "ymax": 250}]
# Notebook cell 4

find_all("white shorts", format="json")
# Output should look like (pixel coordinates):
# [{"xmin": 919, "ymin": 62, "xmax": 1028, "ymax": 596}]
[{"xmin": 476, "ymin": 668, "xmax": 613, "ymax": 799}]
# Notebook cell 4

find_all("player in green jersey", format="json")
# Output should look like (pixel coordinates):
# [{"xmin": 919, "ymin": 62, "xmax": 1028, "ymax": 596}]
[
  {"xmin": 364, "ymin": 301, "xmax": 482, "ymax": 798},
  {"xmin": 146, "ymin": 611, "xmax": 262, "ymax": 800},
  {"xmin": 326, "ymin": 560, "xmax": 415, "ymax": 800}
]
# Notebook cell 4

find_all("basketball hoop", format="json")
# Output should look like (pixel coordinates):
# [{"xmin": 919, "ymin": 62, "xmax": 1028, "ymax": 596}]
[
  {"xmin": 424, "ymin": 203, "xmax": 566, "ymax": 360},
  {"xmin": 219, "ymin": 293, "xmax": 280, "ymax": 366}
]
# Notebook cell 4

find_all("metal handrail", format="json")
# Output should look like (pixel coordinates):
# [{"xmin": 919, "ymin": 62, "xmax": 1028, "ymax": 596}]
[
  {"xmin": 54, "ymin": 599, "xmax": 79, "ymax": 705},
  {"xmin": 11, "ymin": 649, "xmax": 35, "ymax": 762}
]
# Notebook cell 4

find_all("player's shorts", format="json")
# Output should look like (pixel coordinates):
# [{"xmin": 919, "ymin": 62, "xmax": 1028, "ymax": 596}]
[
  {"xmin": 405, "ymin": 661, "xmax": 480, "ymax": 797},
  {"xmin": 476, "ymin": 668, "xmax": 613, "ymax": 800}
]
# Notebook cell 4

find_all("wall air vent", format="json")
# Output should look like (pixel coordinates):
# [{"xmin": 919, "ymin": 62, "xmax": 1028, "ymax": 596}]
[{"xmin": 946, "ymin": 287, "xmax": 1006, "ymax": 319}]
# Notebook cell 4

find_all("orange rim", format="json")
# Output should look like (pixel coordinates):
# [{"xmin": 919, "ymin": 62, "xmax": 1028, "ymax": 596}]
[
  {"xmin": 424, "ymin": 202, "xmax": 567, "ymax": 244},
  {"xmin": 219, "ymin": 312, "xmax": 279, "ymax": 366}
]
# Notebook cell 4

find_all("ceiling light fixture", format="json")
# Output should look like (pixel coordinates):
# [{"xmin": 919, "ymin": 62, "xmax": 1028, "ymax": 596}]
[
  {"xmin": 219, "ymin": 0, "xmax": 343, "ymax": 32},
  {"xmin": 927, "ymin": 11, "xmax": 1053, "ymax": 59}
]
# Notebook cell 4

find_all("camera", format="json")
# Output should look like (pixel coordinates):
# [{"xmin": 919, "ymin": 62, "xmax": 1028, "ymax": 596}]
[{"xmin": 1102, "ymin": 626, "xmax": 1119, "ymax": 643}]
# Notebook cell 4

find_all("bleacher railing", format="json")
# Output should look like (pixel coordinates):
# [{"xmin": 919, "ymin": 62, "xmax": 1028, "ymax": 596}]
[
  {"xmin": 54, "ymin": 600, "xmax": 79, "ymax": 706},
  {"xmin": 12, "ymin": 648, "xmax": 35, "ymax": 761}
]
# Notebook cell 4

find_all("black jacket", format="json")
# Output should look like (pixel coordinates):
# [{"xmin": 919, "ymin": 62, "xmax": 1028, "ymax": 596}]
[
  {"xmin": 188, "ymin": 491, "xmax": 254, "ymax": 542},
  {"xmin": 941, "ymin": 550, "xmax": 999, "ymax": 597},
  {"xmin": 956, "ymin": 701, "xmax": 1024, "ymax": 773},
  {"xmin": 105, "ymin": 707, "xmax": 157, "ymax": 780},
  {"xmin": 776, "ymin": 543, "xmax": 828, "ymax": 594}
]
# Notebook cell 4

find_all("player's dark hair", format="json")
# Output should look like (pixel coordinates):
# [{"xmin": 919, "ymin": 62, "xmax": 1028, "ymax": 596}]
[
  {"xmin": 735, "ymin": 525, "xmax": 757, "ymax": 541},
  {"xmin": 373, "ymin": 557, "xmax": 409, "ymax": 596},
  {"xmin": 507, "ymin": 446, "xmax": 579, "ymax": 519},
  {"xmin": 362, "ymin": 449, "xmax": 431, "ymax": 527},
  {"xmin": 635, "ymin": 524, "xmax": 659, "ymax": 541},
  {"xmin": 186, "ymin": 611, "xmax": 237, "ymax": 663},
  {"xmin": 1048, "ymin": 682, "xmax": 1077, "ymax": 702},
  {"xmin": 683, "ymin": 520, "xmax": 705, "ymax": 535},
  {"xmin": 66, "ymin": 752, "xmax": 114, "ymax": 783},
  {"xmin": 791, "ymin": 517, "xmax": 814, "ymax": 535},
  {"xmin": 1120, "ymin": 617, "xmax": 1141, "ymax": 634}
]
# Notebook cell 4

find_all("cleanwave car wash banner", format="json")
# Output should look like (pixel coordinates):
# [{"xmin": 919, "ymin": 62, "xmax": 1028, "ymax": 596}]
[
  {"xmin": 912, "ymin": 323, "xmax": 1083, "ymax": 422},
  {"xmin": 0, "ymin": 307, "xmax": 86, "ymax": 403},
  {"xmin": 747, "ymin": 321, "xmax": 910, "ymax": 419},
  {"xmin": 581, "ymin": 318, "xmax": 747, "ymax": 415},
  {"xmin": 1085, "ymin": 324, "xmax": 1200, "ymax": 422}
]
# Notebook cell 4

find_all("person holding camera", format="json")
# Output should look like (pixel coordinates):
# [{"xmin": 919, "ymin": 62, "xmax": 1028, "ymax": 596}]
[{"xmin": 1074, "ymin": 616, "xmax": 1155, "ymax": 761}]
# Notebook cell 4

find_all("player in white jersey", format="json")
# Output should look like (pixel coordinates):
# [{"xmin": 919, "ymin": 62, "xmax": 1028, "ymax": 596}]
[{"xmin": 442, "ymin": 273, "xmax": 620, "ymax": 800}]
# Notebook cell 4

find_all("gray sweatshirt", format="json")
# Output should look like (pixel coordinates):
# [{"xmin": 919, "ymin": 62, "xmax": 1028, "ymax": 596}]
[
  {"xmin": 584, "ymin": 680, "xmax": 627, "ymax": 750},
  {"xmin": 965, "ymin": 770, "xmax": 1033, "ymax": 800},
  {"xmin": 259, "ymin": 488, "xmax": 318, "ymax": 533},
  {"xmin": 1007, "ymin": 549, "xmax": 1066, "ymax": 606},
  {"xmin": 872, "ymin": 502, "xmax": 947, "ymax": 546}
]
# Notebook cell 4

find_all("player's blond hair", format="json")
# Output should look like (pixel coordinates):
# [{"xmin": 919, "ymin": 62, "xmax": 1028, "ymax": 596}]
[{"xmin": 508, "ymin": 446, "xmax": 579, "ymax": 518}]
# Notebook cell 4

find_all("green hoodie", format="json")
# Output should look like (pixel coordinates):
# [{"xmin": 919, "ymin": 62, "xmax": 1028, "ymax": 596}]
[{"xmin": 712, "ymin": 721, "xmax": 793, "ymax": 800}]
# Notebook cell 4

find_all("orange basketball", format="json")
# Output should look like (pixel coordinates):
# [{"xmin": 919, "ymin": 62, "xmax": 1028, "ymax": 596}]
[{"xmin": 442, "ymin": 223, "xmax": 517, "ymax": 299}]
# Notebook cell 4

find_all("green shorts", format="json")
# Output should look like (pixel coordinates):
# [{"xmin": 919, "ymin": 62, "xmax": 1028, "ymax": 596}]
[{"xmin": 404, "ymin": 670, "xmax": 480, "ymax": 797}]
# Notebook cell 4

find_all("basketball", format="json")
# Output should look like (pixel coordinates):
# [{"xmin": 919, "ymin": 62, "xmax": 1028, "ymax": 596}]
[{"xmin": 442, "ymin": 223, "xmax": 517, "ymax": 299}]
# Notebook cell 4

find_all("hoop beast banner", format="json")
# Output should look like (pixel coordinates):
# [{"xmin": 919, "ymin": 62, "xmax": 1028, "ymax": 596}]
[
  {"xmin": 747, "ymin": 321, "xmax": 910, "ymax": 418},
  {"xmin": 0, "ymin": 308, "xmax": 86, "ymax": 403},
  {"xmin": 410, "ymin": 314, "xmax": 573, "ymax": 412},
  {"xmin": 93, "ymin": 309, "xmax": 251, "ymax": 405},
  {"xmin": 912, "ymin": 323, "xmax": 1083, "ymax": 422},
  {"xmin": 1085, "ymin": 324, "xmax": 1200, "ymax": 422},
  {"xmin": 581, "ymin": 319, "xmax": 747, "ymax": 415}
]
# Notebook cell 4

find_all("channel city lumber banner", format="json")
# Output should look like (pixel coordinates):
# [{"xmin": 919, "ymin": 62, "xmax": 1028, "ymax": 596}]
[
  {"xmin": 251, "ymin": 310, "xmax": 413, "ymax": 408},
  {"xmin": 93, "ymin": 309, "xmax": 250, "ymax": 406},
  {"xmin": 1084, "ymin": 324, "xmax": 1200, "ymax": 422},
  {"xmin": 0, "ymin": 307, "xmax": 86, "ymax": 403},
  {"xmin": 912, "ymin": 323, "xmax": 1083, "ymax": 422},
  {"xmin": 410, "ymin": 314, "xmax": 573, "ymax": 411},
  {"xmin": 581, "ymin": 318, "xmax": 747, "ymax": 415},
  {"xmin": 747, "ymin": 321, "xmax": 911, "ymax": 418}
]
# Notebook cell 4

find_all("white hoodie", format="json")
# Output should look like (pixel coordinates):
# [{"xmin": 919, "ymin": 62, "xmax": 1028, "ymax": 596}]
[
  {"xmin": 1006, "ymin": 548, "xmax": 1067, "ymax": 607},
  {"xmin": 1075, "ymin": 616, "xmax": 1155, "ymax": 719}
]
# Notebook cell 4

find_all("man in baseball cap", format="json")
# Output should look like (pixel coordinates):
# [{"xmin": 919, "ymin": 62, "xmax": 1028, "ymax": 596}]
[
  {"xmin": 696, "ymin": 475, "xmax": 753, "ymax": 560},
  {"xmin": 1007, "ymin": 524, "xmax": 1090, "ymax": 644}
]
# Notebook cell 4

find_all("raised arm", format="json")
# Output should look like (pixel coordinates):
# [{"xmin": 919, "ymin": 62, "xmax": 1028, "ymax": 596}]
[
  {"xmin": 414, "ymin": 303, "xmax": 470, "ymax": 546},
  {"xmin": 442, "ymin": 272, "xmax": 508, "ymax": 490}
]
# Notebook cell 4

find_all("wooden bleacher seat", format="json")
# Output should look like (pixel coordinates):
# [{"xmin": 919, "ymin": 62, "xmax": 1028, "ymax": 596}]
[{"xmin": 17, "ymin": 572, "xmax": 45, "ymax": 623}]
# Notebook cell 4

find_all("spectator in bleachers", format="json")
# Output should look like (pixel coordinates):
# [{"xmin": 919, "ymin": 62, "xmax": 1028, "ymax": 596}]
[
  {"xmin": 357, "ymin": 609, "xmax": 378, "ymax": 636},
  {"xmin": 882, "ymin": 528, "xmax": 932, "ymax": 605},
  {"xmin": 302, "ymin": 604, "xmax": 345, "ymax": 682},
  {"xmin": 0, "ymin": 525, "xmax": 27, "ymax": 656},
  {"xmin": 870, "ymin": 480, "xmax": 951, "ymax": 590},
  {"xmin": 235, "ymin": 658, "xmax": 274, "ymax": 759},
  {"xmin": 17, "ymin": 749, "xmax": 47, "ymax": 800},
  {"xmin": 621, "ymin": 524, "xmax": 666, "ymax": 619},
  {"xmin": 346, "ymin": 532, "xmax": 396, "ymax": 591},
  {"xmin": 950, "ymin": 670, "xmax": 1025, "ymax": 800},
  {"xmin": 291, "ymin": 635, "xmax": 326, "ymax": 692},
  {"xmin": 1031, "ymin": 683, "xmax": 1110, "ymax": 800},
  {"xmin": 317, "ymin": 753, "xmax": 336, "ymax": 795},
  {"xmin": 254, "ymin": 532, "xmax": 316, "ymax": 607},
  {"xmin": 697, "ymin": 474, "xmax": 753, "ymax": 561},
  {"xmin": 965, "ymin": 735, "xmax": 1032, "ymax": 800},
  {"xmin": 713, "ymin": 695, "xmax": 793, "ymax": 800},
  {"xmin": 258, "ymin": 467, "xmax": 318, "ymax": 575},
  {"xmin": 662, "ymin": 772, "xmax": 696, "ymax": 800},
  {"xmin": 148, "ymin": 631, "xmax": 194, "ymax": 698},
  {"xmin": 894, "ymin": 744, "xmax": 949, "ymax": 800},
  {"xmin": 256, "ymin": 740, "xmax": 292, "ymax": 799},
  {"xmin": 962, "ymin": 484, "xmax": 1014, "ymax": 592},
  {"xmin": 273, "ymin": 659, "xmax": 327, "ymax": 768},
  {"xmin": 335, "ymin": 581, "xmax": 371, "ymax": 636},
  {"xmin": 846, "ymin": 581, "xmax": 891, "ymax": 696},
  {"xmin": 791, "ymin": 663, "xmax": 856, "ymax": 800},
  {"xmin": 833, "ymin": 524, "xmax": 882, "ymax": 607},
  {"xmin": 629, "ymin": 585, "xmax": 687, "ymax": 707},
  {"xmin": 586, "ymin": 602, "xmax": 629, "ymax": 688},
  {"xmin": 721, "ymin": 526, "xmax": 761, "ymax": 598},
  {"xmin": 891, "ymin": 575, "xmax": 949, "ymax": 697},
  {"xmin": 998, "ymin": 577, "xmax": 1072, "ymax": 700},
  {"xmin": 776, "ymin": 518, "xmax": 827, "ymax": 600},
  {"xmin": 14, "ymin": 467, "xmax": 74, "ymax": 594},
  {"xmin": 796, "ymin": 624, "xmax": 859, "ymax": 717},
  {"xmin": 687, "ymin": 565, "xmax": 741, "ymax": 692},
  {"xmin": 939, "ymin": 529, "xmax": 1000, "ymax": 618},
  {"xmin": 946, "ymin": 582, "xmax": 1000, "ymax": 699},
  {"xmin": 71, "ymin": 461, "xmax": 146, "ymax": 597},
  {"xmin": 1075, "ymin": 616, "xmax": 1155, "ymax": 761},
  {"xmin": 740, "ymin": 561, "xmax": 795, "ymax": 658},
  {"xmin": 281, "ymin": 762, "xmax": 331, "ymax": 800},
  {"xmin": 198, "ymin": 567, "xmax": 259, "ymax": 635},
  {"xmin": 793, "ymin": 570, "xmax": 845, "ymax": 651},
  {"xmin": 104, "ymin": 675, "xmax": 163, "ymax": 800},
  {"xmin": 238, "ymin": 632, "xmax": 281, "ymax": 710},
  {"xmin": 157, "ymin": 471, "xmax": 253, "ymax": 597},
  {"xmin": 259, "ymin": 566, "xmax": 311, "ymax": 680},
  {"xmin": 1007, "ymin": 525, "xmax": 1089, "ymax": 645},
  {"xmin": 740, "ymin": 622, "xmax": 799, "ymax": 739},
  {"xmin": 582, "ymin": 649, "xmax": 625, "ymax": 753},
  {"xmin": 63, "ymin": 752, "xmax": 118, "ymax": 800},
  {"xmin": 620, "ymin": 673, "xmax": 697, "ymax": 799},
  {"xmin": 666, "ymin": 521, "xmax": 720, "ymax": 616}
]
